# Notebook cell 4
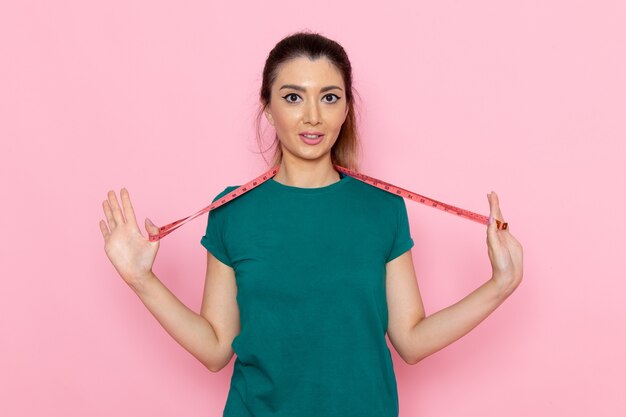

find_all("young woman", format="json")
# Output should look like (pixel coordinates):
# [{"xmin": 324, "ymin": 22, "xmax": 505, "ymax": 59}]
[{"xmin": 100, "ymin": 31, "xmax": 523, "ymax": 417}]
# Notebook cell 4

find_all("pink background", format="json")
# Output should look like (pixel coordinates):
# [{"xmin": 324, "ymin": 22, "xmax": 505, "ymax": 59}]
[{"xmin": 1, "ymin": 1, "xmax": 624, "ymax": 416}]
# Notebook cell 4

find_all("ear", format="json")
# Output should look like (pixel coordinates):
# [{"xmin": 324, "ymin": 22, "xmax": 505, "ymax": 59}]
[{"xmin": 264, "ymin": 109, "xmax": 274, "ymax": 126}]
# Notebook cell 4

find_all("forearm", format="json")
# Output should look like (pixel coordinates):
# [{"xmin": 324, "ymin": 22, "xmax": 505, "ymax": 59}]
[
  {"xmin": 407, "ymin": 278, "xmax": 507, "ymax": 363},
  {"xmin": 130, "ymin": 271, "xmax": 222, "ymax": 371}
]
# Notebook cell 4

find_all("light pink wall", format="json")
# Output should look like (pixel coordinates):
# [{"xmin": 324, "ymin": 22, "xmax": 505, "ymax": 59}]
[{"xmin": 1, "ymin": 1, "xmax": 624, "ymax": 416}]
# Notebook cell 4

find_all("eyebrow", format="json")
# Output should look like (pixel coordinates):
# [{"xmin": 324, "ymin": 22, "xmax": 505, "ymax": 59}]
[{"xmin": 279, "ymin": 84, "xmax": 343, "ymax": 93}]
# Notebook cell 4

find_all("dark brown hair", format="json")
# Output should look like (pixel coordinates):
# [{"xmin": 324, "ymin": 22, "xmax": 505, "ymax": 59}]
[{"xmin": 255, "ymin": 31, "xmax": 362, "ymax": 171}]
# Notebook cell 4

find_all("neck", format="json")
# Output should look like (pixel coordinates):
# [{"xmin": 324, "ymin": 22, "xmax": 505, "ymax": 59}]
[{"xmin": 273, "ymin": 157, "xmax": 340, "ymax": 188}]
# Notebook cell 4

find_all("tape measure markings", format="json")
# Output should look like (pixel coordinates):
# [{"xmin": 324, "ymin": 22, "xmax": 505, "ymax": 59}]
[{"xmin": 148, "ymin": 164, "xmax": 506, "ymax": 242}]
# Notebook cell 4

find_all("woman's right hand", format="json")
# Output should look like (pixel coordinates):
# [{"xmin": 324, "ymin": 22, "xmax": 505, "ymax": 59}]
[{"xmin": 99, "ymin": 188, "xmax": 160, "ymax": 290}]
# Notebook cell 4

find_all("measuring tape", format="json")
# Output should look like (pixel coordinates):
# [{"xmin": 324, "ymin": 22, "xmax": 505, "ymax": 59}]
[{"xmin": 148, "ymin": 164, "xmax": 507, "ymax": 242}]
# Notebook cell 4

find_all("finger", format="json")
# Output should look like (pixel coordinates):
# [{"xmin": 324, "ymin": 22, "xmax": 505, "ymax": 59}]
[
  {"xmin": 107, "ymin": 190, "xmax": 125, "ymax": 225},
  {"xmin": 486, "ymin": 193, "xmax": 502, "ymax": 245},
  {"xmin": 99, "ymin": 219, "xmax": 110, "ymax": 239},
  {"xmin": 102, "ymin": 200, "xmax": 116, "ymax": 229},
  {"xmin": 120, "ymin": 188, "xmax": 139, "ymax": 230},
  {"xmin": 489, "ymin": 191, "xmax": 505, "ymax": 221},
  {"xmin": 489, "ymin": 191, "xmax": 509, "ymax": 231},
  {"xmin": 145, "ymin": 217, "xmax": 160, "ymax": 238},
  {"xmin": 494, "ymin": 192, "xmax": 512, "ymax": 232}
]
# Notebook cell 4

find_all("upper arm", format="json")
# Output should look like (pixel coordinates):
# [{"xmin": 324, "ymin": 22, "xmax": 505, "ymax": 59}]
[
  {"xmin": 386, "ymin": 249, "xmax": 424, "ymax": 364},
  {"xmin": 199, "ymin": 250, "xmax": 240, "ymax": 372}
]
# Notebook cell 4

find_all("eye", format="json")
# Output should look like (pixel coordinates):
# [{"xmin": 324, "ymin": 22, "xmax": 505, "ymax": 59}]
[
  {"xmin": 322, "ymin": 94, "xmax": 341, "ymax": 104},
  {"xmin": 282, "ymin": 93, "xmax": 301, "ymax": 103}
]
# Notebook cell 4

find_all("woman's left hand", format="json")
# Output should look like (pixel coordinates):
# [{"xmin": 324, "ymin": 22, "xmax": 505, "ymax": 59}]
[{"xmin": 486, "ymin": 192, "xmax": 524, "ymax": 298}]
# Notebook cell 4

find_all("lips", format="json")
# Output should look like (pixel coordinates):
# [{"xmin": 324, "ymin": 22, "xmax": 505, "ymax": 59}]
[
  {"xmin": 299, "ymin": 132, "xmax": 324, "ymax": 139},
  {"xmin": 299, "ymin": 133, "xmax": 324, "ymax": 145}
]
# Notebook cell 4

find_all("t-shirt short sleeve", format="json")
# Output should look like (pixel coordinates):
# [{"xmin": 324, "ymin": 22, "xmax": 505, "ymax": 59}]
[
  {"xmin": 200, "ymin": 187, "xmax": 234, "ymax": 268},
  {"xmin": 386, "ymin": 196, "xmax": 414, "ymax": 263}
]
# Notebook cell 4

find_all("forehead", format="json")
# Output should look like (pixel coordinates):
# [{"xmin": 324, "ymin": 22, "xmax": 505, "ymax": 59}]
[{"xmin": 273, "ymin": 56, "xmax": 345, "ymax": 89}]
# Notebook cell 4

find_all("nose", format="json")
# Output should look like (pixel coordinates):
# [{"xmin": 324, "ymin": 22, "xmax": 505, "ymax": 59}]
[{"xmin": 304, "ymin": 100, "xmax": 321, "ymax": 125}]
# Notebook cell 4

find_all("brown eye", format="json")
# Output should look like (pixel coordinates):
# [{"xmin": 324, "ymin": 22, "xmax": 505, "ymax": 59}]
[
  {"xmin": 323, "ymin": 94, "xmax": 340, "ymax": 104},
  {"xmin": 283, "ymin": 93, "xmax": 301, "ymax": 103}
]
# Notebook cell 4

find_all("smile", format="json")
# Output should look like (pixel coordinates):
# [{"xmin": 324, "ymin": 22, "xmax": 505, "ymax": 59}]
[{"xmin": 299, "ymin": 133, "xmax": 324, "ymax": 145}]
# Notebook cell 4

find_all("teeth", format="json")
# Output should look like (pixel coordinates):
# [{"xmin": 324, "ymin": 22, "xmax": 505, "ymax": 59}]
[{"xmin": 303, "ymin": 134, "xmax": 320, "ymax": 139}]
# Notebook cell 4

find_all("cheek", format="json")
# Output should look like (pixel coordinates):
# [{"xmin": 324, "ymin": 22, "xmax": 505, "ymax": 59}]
[
  {"xmin": 272, "ymin": 107, "xmax": 299, "ymax": 128},
  {"xmin": 273, "ymin": 116, "xmax": 291, "ymax": 132},
  {"xmin": 330, "ymin": 109, "xmax": 348, "ymax": 128}
]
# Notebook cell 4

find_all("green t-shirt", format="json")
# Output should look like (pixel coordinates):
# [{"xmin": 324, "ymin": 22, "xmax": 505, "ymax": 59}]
[{"xmin": 201, "ymin": 170, "xmax": 414, "ymax": 417}]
